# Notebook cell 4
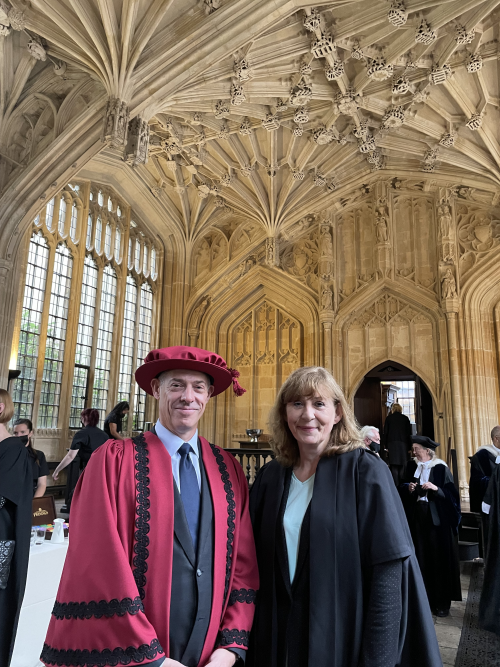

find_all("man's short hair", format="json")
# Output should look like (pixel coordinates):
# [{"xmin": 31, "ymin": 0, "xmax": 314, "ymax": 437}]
[{"xmin": 491, "ymin": 425, "xmax": 500, "ymax": 441}]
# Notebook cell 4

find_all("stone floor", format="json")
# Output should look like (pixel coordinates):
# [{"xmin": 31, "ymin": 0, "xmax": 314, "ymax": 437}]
[{"xmin": 433, "ymin": 564, "xmax": 472, "ymax": 666}]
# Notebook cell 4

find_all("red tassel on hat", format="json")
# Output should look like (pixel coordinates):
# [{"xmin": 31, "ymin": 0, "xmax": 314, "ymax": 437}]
[{"xmin": 229, "ymin": 368, "xmax": 246, "ymax": 396}]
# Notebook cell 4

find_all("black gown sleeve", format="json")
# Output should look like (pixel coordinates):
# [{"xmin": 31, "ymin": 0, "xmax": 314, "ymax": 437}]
[
  {"xmin": 359, "ymin": 559, "xmax": 403, "ymax": 667},
  {"xmin": 37, "ymin": 450, "xmax": 50, "ymax": 477}
]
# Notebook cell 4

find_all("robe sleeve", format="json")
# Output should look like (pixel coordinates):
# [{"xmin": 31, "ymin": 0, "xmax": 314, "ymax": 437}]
[
  {"xmin": 41, "ymin": 439, "xmax": 164, "ymax": 667},
  {"xmin": 216, "ymin": 457, "xmax": 259, "ymax": 656},
  {"xmin": 428, "ymin": 466, "xmax": 461, "ymax": 534},
  {"xmin": 357, "ymin": 452, "xmax": 413, "ymax": 566}
]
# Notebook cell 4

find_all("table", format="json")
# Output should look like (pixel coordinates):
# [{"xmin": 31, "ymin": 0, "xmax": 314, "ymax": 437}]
[{"xmin": 11, "ymin": 540, "xmax": 69, "ymax": 667}]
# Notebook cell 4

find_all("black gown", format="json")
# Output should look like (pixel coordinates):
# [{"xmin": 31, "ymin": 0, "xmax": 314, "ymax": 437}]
[
  {"xmin": 479, "ymin": 464, "xmax": 500, "ymax": 635},
  {"xmin": 248, "ymin": 448, "xmax": 441, "ymax": 667},
  {"xmin": 0, "ymin": 437, "xmax": 33, "ymax": 666},
  {"xmin": 399, "ymin": 460, "xmax": 462, "ymax": 612}
]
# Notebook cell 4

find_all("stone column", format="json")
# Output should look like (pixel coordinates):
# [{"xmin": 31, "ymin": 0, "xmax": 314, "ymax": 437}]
[
  {"xmin": 321, "ymin": 318, "xmax": 333, "ymax": 371},
  {"xmin": 443, "ymin": 298, "xmax": 467, "ymax": 495},
  {"xmin": 188, "ymin": 328, "xmax": 199, "ymax": 346}
]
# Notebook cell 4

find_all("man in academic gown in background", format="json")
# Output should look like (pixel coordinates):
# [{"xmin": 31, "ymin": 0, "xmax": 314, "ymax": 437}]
[
  {"xmin": 42, "ymin": 346, "xmax": 258, "ymax": 667},
  {"xmin": 469, "ymin": 425, "xmax": 500, "ymax": 553},
  {"xmin": 479, "ymin": 463, "xmax": 500, "ymax": 636}
]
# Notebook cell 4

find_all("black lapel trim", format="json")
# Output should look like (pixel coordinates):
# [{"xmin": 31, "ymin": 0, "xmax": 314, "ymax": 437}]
[
  {"xmin": 217, "ymin": 629, "xmax": 250, "ymax": 648},
  {"xmin": 132, "ymin": 433, "xmax": 151, "ymax": 601},
  {"xmin": 40, "ymin": 639, "xmax": 163, "ymax": 666},
  {"xmin": 228, "ymin": 588, "xmax": 257, "ymax": 606},
  {"xmin": 52, "ymin": 596, "xmax": 144, "ymax": 620},
  {"xmin": 209, "ymin": 443, "xmax": 236, "ymax": 603}
]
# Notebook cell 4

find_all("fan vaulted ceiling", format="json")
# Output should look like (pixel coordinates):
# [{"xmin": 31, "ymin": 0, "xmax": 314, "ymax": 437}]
[{"xmin": 2, "ymin": 0, "xmax": 500, "ymax": 242}]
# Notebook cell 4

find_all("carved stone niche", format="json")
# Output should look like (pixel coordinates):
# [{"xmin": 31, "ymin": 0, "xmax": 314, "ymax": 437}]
[
  {"xmin": 440, "ymin": 266, "xmax": 458, "ymax": 300},
  {"xmin": 124, "ymin": 117, "xmax": 150, "ymax": 166},
  {"xmin": 193, "ymin": 231, "xmax": 228, "ymax": 281},
  {"xmin": 102, "ymin": 98, "xmax": 129, "ymax": 147}
]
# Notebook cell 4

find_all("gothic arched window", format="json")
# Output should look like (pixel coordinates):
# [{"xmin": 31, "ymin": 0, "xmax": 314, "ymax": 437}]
[
  {"xmin": 12, "ymin": 232, "xmax": 50, "ymax": 421},
  {"xmin": 70, "ymin": 202, "xmax": 78, "ymax": 242},
  {"xmin": 92, "ymin": 265, "xmax": 117, "ymax": 422},
  {"xmin": 38, "ymin": 244, "xmax": 73, "ymax": 428},
  {"xmin": 58, "ymin": 197, "xmax": 67, "ymax": 236}
]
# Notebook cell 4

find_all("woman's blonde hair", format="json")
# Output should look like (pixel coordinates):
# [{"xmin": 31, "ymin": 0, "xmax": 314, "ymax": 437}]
[
  {"xmin": 268, "ymin": 366, "xmax": 364, "ymax": 466},
  {"xmin": 0, "ymin": 389, "xmax": 14, "ymax": 424},
  {"xmin": 391, "ymin": 403, "xmax": 403, "ymax": 414}
]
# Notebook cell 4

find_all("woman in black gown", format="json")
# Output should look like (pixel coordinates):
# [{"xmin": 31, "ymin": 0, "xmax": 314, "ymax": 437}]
[
  {"xmin": 248, "ymin": 367, "xmax": 441, "ymax": 667},
  {"xmin": 0, "ymin": 389, "xmax": 32, "ymax": 667},
  {"xmin": 12, "ymin": 418, "xmax": 50, "ymax": 497},
  {"xmin": 399, "ymin": 435, "xmax": 462, "ymax": 617}
]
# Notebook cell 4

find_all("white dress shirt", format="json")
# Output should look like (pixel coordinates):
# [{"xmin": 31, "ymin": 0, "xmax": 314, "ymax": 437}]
[
  {"xmin": 414, "ymin": 460, "xmax": 432, "ymax": 502},
  {"xmin": 155, "ymin": 420, "xmax": 201, "ymax": 492}
]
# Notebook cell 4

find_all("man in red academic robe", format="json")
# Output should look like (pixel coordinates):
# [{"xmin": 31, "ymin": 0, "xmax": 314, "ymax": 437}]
[{"xmin": 42, "ymin": 346, "xmax": 259, "ymax": 667}]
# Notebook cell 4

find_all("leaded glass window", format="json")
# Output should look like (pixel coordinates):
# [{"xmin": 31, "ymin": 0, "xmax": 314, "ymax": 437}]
[
  {"xmin": 12, "ymin": 233, "xmax": 50, "ymax": 421},
  {"xmin": 104, "ymin": 223, "xmax": 112, "ymax": 257},
  {"xmin": 134, "ymin": 283, "xmax": 153, "ymax": 430},
  {"xmin": 86, "ymin": 214, "xmax": 93, "ymax": 249},
  {"xmin": 95, "ymin": 216, "xmax": 102, "ymax": 254},
  {"xmin": 70, "ymin": 256, "xmax": 98, "ymax": 428},
  {"xmin": 93, "ymin": 265, "xmax": 117, "ymax": 422},
  {"xmin": 135, "ymin": 239, "xmax": 141, "ymax": 273},
  {"xmin": 58, "ymin": 198, "xmax": 67, "ymax": 236},
  {"xmin": 115, "ymin": 227, "xmax": 121, "ymax": 262},
  {"xmin": 38, "ymin": 244, "xmax": 73, "ymax": 428},
  {"xmin": 70, "ymin": 202, "xmax": 78, "ymax": 242},
  {"xmin": 46, "ymin": 198, "xmax": 55, "ymax": 230},
  {"xmin": 143, "ymin": 244, "xmax": 149, "ymax": 276},
  {"xmin": 151, "ymin": 247, "xmax": 157, "ymax": 279},
  {"xmin": 98, "ymin": 190, "xmax": 104, "ymax": 206},
  {"xmin": 128, "ymin": 238, "xmax": 133, "ymax": 269},
  {"xmin": 118, "ymin": 276, "xmax": 137, "ymax": 404}
]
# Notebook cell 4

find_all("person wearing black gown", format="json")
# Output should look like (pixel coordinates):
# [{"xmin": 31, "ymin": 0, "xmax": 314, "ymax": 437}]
[
  {"xmin": 399, "ymin": 435, "xmax": 462, "ymax": 617},
  {"xmin": 52, "ymin": 408, "xmax": 109, "ymax": 481},
  {"xmin": 479, "ymin": 463, "xmax": 500, "ymax": 635},
  {"xmin": 0, "ymin": 389, "xmax": 33, "ymax": 667},
  {"xmin": 103, "ymin": 401, "xmax": 129, "ymax": 440},
  {"xmin": 248, "ymin": 367, "xmax": 441, "ymax": 667},
  {"xmin": 13, "ymin": 418, "xmax": 50, "ymax": 497},
  {"xmin": 382, "ymin": 403, "xmax": 412, "ymax": 485}
]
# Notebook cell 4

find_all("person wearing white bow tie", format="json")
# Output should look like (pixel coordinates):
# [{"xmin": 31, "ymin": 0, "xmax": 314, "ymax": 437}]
[{"xmin": 399, "ymin": 435, "xmax": 462, "ymax": 617}]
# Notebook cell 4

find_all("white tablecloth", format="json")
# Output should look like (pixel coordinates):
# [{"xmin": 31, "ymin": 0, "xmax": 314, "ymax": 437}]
[{"xmin": 11, "ymin": 540, "xmax": 68, "ymax": 667}]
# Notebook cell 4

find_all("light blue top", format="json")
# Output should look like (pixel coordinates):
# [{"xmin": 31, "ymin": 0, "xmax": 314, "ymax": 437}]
[
  {"xmin": 284, "ymin": 472, "xmax": 315, "ymax": 582},
  {"xmin": 155, "ymin": 420, "xmax": 201, "ymax": 492}
]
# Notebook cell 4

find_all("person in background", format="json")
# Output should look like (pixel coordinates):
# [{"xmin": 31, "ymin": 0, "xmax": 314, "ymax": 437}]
[
  {"xmin": 360, "ymin": 425, "xmax": 381, "ymax": 455},
  {"xmin": 52, "ymin": 409, "xmax": 109, "ymax": 482},
  {"xmin": 248, "ymin": 367, "xmax": 441, "ymax": 667},
  {"xmin": 103, "ymin": 401, "xmax": 129, "ymax": 440},
  {"xmin": 0, "ymin": 389, "xmax": 32, "ymax": 667},
  {"xmin": 382, "ymin": 403, "xmax": 412, "ymax": 485},
  {"xmin": 399, "ymin": 436, "xmax": 461, "ymax": 618},
  {"xmin": 469, "ymin": 426, "xmax": 500, "ymax": 554},
  {"xmin": 13, "ymin": 419, "xmax": 49, "ymax": 498},
  {"xmin": 479, "ymin": 463, "xmax": 500, "ymax": 635}
]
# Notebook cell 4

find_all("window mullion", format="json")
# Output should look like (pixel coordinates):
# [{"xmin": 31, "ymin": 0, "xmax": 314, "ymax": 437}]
[
  {"xmin": 129, "ymin": 280, "xmax": 141, "ymax": 433},
  {"xmin": 106, "ymin": 266, "xmax": 126, "ymax": 415}
]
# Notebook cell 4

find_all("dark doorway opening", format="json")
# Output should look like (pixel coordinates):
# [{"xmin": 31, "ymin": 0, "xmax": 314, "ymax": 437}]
[{"xmin": 354, "ymin": 360, "xmax": 434, "ymax": 439}]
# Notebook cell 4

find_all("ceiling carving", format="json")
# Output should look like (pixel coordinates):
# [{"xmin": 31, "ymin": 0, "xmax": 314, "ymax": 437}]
[{"xmin": 2, "ymin": 0, "xmax": 500, "ymax": 243}]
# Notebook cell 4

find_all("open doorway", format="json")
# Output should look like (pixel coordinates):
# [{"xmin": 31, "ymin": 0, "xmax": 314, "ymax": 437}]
[{"xmin": 353, "ymin": 360, "xmax": 434, "ymax": 439}]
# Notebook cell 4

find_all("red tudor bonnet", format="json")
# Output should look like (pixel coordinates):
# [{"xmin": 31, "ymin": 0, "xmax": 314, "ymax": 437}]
[{"xmin": 135, "ymin": 346, "xmax": 246, "ymax": 397}]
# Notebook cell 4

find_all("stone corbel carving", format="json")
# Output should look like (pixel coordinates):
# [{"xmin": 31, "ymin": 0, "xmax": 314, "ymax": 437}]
[
  {"xmin": 27, "ymin": 35, "xmax": 46, "ymax": 61},
  {"xmin": 320, "ymin": 284, "xmax": 334, "ymax": 312},
  {"xmin": 375, "ymin": 198, "xmax": 390, "ymax": 245},
  {"xmin": 102, "ymin": 98, "xmax": 129, "ymax": 147},
  {"xmin": 124, "ymin": 117, "xmax": 150, "ymax": 166}
]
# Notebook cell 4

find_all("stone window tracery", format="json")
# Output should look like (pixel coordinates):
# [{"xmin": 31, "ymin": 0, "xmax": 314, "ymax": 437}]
[{"xmin": 12, "ymin": 181, "xmax": 161, "ymax": 432}]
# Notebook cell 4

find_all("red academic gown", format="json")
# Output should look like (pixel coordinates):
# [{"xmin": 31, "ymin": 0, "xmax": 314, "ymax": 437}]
[{"xmin": 41, "ymin": 432, "xmax": 259, "ymax": 666}]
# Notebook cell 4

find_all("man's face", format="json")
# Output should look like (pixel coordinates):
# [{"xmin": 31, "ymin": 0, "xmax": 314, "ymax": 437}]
[
  {"xmin": 151, "ymin": 369, "xmax": 213, "ymax": 439},
  {"xmin": 492, "ymin": 432, "xmax": 500, "ymax": 448},
  {"xmin": 364, "ymin": 429, "xmax": 380, "ymax": 447}
]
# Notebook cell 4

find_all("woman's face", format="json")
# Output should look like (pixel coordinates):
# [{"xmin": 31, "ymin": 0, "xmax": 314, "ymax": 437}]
[
  {"xmin": 285, "ymin": 389, "xmax": 342, "ymax": 455},
  {"xmin": 13, "ymin": 423, "xmax": 33, "ymax": 445},
  {"xmin": 412, "ymin": 443, "xmax": 432, "ymax": 462}
]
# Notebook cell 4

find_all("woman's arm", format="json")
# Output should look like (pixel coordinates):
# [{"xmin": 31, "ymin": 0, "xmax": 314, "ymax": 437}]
[
  {"xmin": 360, "ymin": 559, "xmax": 403, "ymax": 667},
  {"xmin": 109, "ymin": 422, "xmax": 125, "ymax": 440},
  {"xmin": 34, "ymin": 476, "xmax": 47, "ymax": 498},
  {"xmin": 53, "ymin": 449, "xmax": 78, "ymax": 480}
]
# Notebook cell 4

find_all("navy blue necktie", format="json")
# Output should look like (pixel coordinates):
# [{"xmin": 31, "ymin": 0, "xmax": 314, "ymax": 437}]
[{"xmin": 179, "ymin": 443, "xmax": 201, "ymax": 552}]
